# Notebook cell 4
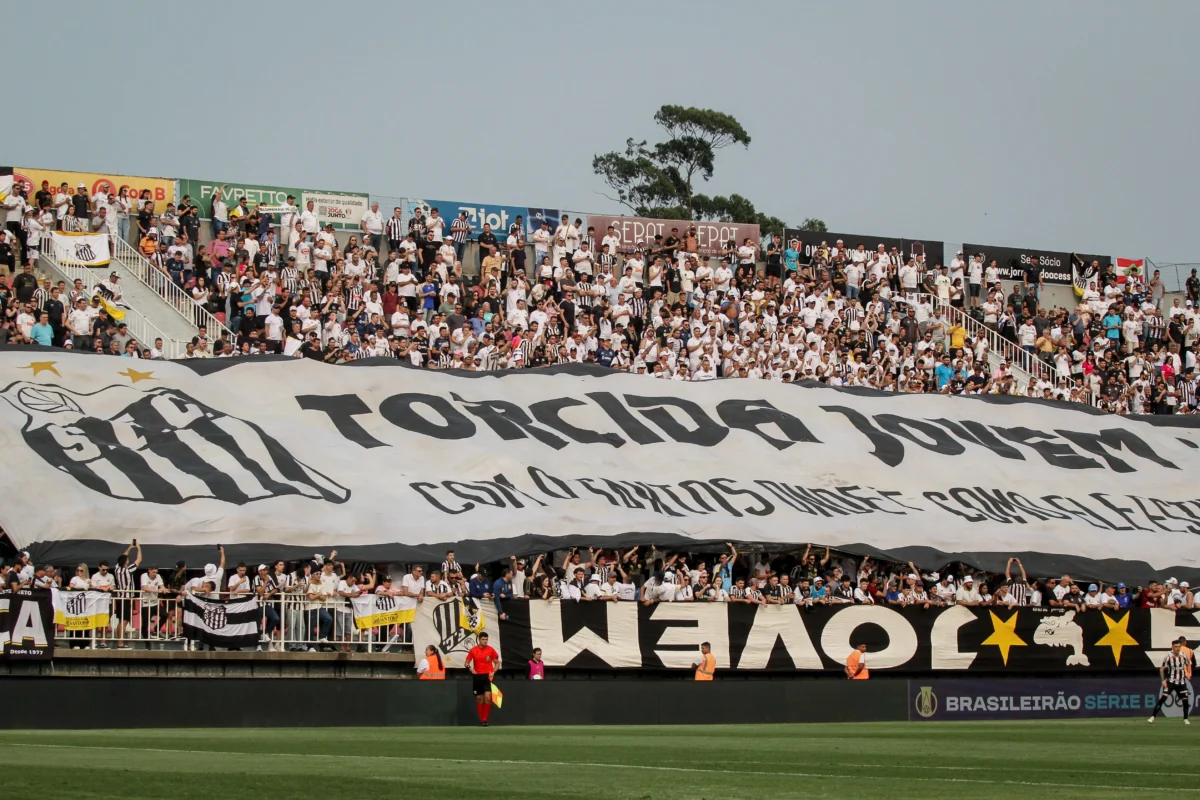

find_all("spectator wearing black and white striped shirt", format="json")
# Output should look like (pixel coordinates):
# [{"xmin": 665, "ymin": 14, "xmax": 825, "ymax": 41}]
[
  {"xmin": 450, "ymin": 212, "xmax": 471, "ymax": 263},
  {"xmin": 1004, "ymin": 557, "xmax": 1031, "ymax": 606},
  {"xmin": 113, "ymin": 540, "xmax": 142, "ymax": 650},
  {"xmin": 385, "ymin": 208, "xmax": 405, "ymax": 254}
]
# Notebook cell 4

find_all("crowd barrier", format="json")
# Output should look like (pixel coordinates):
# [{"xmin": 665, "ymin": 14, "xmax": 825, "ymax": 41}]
[{"xmin": 55, "ymin": 590, "xmax": 412, "ymax": 653}]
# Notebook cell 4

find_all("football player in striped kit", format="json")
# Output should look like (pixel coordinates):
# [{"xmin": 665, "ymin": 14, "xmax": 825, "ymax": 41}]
[{"xmin": 1148, "ymin": 638, "xmax": 1193, "ymax": 724}]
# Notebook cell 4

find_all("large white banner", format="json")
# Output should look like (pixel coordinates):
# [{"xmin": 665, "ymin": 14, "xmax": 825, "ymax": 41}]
[
  {"xmin": 51, "ymin": 231, "xmax": 110, "ymax": 267},
  {"xmin": 0, "ymin": 351, "xmax": 1198, "ymax": 576}
]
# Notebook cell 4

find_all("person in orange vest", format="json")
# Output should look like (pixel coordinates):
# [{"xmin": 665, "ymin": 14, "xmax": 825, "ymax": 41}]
[
  {"xmin": 845, "ymin": 643, "xmax": 869, "ymax": 680},
  {"xmin": 693, "ymin": 641, "xmax": 715, "ymax": 681},
  {"xmin": 417, "ymin": 645, "xmax": 445, "ymax": 680},
  {"xmin": 1178, "ymin": 636, "xmax": 1194, "ymax": 679}
]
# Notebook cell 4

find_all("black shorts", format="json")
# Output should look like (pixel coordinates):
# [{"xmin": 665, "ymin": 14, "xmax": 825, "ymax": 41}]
[
  {"xmin": 1163, "ymin": 682, "xmax": 1188, "ymax": 698},
  {"xmin": 472, "ymin": 674, "xmax": 492, "ymax": 696},
  {"xmin": 112, "ymin": 596, "xmax": 133, "ymax": 622}
]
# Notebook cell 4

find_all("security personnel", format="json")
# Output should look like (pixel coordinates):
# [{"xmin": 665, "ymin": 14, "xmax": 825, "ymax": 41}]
[
  {"xmin": 417, "ymin": 645, "xmax": 445, "ymax": 680},
  {"xmin": 693, "ymin": 641, "xmax": 715, "ymax": 681},
  {"xmin": 846, "ymin": 643, "xmax": 870, "ymax": 680}
]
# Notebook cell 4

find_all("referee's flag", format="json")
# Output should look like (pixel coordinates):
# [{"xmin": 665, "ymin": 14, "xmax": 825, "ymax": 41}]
[{"xmin": 490, "ymin": 683, "xmax": 503, "ymax": 708}]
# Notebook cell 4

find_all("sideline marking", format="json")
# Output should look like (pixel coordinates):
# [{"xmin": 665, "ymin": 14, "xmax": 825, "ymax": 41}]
[{"xmin": 0, "ymin": 742, "xmax": 1186, "ymax": 792}]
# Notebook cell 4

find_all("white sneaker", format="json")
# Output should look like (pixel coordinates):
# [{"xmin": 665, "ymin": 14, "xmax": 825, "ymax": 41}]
[
  {"xmin": 319, "ymin": 637, "xmax": 331, "ymax": 644},
  {"xmin": 1148, "ymin": 716, "xmax": 1156, "ymax": 724},
  {"xmin": 1185, "ymin": 719, "xmax": 1191, "ymax": 725}
]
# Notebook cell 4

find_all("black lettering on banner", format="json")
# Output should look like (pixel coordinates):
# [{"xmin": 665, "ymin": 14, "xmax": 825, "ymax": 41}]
[
  {"xmin": 1145, "ymin": 497, "xmax": 1200, "ymax": 534},
  {"xmin": 1088, "ymin": 493, "xmax": 1150, "ymax": 532},
  {"xmin": 877, "ymin": 490, "xmax": 925, "ymax": 512},
  {"xmin": 574, "ymin": 477, "xmax": 620, "ymax": 506},
  {"xmin": 994, "ymin": 427, "xmax": 1102, "ymax": 470},
  {"xmin": 924, "ymin": 490, "xmax": 988, "ymax": 523},
  {"xmin": 585, "ymin": 392, "xmax": 664, "ymax": 445},
  {"xmin": 1127, "ymin": 495, "xmax": 1174, "ymax": 532},
  {"xmin": 380, "ymin": 393, "xmax": 475, "ymax": 439},
  {"xmin": 1055, "ymin": 428, "xmax": 1180, "ymax": 473},
  {"xmin": 756, "ymin": 480, "xmax": 826, "ymax": 516},
  {"xmin": 296, "ymin": 393, "xmax": 389, "ymax": 449},
  {"xmin": 967, "ymin": 488, "xmax": 1031, "ymax": 522},
  {"xmin": 949, "ymin": 487, "xmax": 1023, "ymax": 524},
  {"xmin": 479, "ymin": 474, "xmax": 548, "ymax": 509},
  {"xmin": 646, "ymin": 482, "xmax": 711, "ymax": 515},
  {"xmin": 710, "ymin": 478, "xmax": 774, "ymax": 517},
  {"xmin": 1157, "ymin": 498, "xmax": 1200, "ymax": 531},
  {"xmin": 788, "ymin": 485, "xmax": 853, "ymax": 516},
  {"xmin": 528, "ymin": 466, "xmax": 578, "ymax": 499},
  {"xmin": 444, "ymin": 481, "xmax": 506, "ymax": 508},
  {"xmin": 410, "ymin": 481, "xmax": 472, "ymax": 514},
  {"xmin": 623, "ymin": 481, "xmax": 685, "ymax": 517},
  {"xmin": 624, "ymin": 395, "xmax": 728, "ymax": 447},
  {"xmin": 529, "ymin": 397, "xmax": 625, "ymax": 448},
  {"xmin": 837, "ymin": 486, "xmax": 909, "ymax": 515},
  {"xmin": 602, "ymin": 479, "xmax": 646, "ymax": 510},
  {"xmin": 822, "ymin": 405, "xmax": 904, "ymax": 467},
  {"xmin": 680, "ymin": 479, "xmax": 743, "ymax": 517},
  {"xmin": 452, "ymin": 395, "xmax": 568, "ymax": 450},
  {"xmin": 932, "ymin": 419, "xmax": 1025, "ymax": 461},
  {"xmin": 715, "ymin": 399, "xmax": 821, "ymax": 450},
  {"xmin": 1041, "ymin": 495, "xmax": 1118, "ymax": 530},
  {"xmin": 873, "ymin": 414, "xmax": 966, "ymax": 456},
  {"xmin": 1005, "ymin": 491, "xmax": 1072, "ymax": 521}
]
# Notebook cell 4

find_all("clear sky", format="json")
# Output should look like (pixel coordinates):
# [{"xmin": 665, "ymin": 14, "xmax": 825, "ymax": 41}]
[{"xmin": 9, "ymin": 1, "xmax": 1197, "ymax": 263}]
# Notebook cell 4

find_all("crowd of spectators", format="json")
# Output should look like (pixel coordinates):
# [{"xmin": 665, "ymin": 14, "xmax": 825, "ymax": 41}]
[
  {"xmin": 3, "ymin": 181, "xmax": 1199, "ymax": 415},
  {"xmin": 4, "ymin": 538, "xmax": 1196, "ymax": 655}
]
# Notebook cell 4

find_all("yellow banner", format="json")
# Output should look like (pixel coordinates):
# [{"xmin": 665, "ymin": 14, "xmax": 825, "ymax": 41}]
[
  {"xmin": 53, "ymin": 610, "xmax": 111, "ymax": 631},
  {"xmin": 352, "ymin": 607, "xmax": 416, "ymax": 630},
  {"xmin": 14, "ymin": 167, "xmax": 174, "ymax": 209}
]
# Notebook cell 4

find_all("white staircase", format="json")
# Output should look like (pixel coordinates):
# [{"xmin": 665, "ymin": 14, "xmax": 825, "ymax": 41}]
[
  {"xmin": 893, "ymin": 293, "xmax": 1048, "ymax": 392},
  {"xmin": 36, "ymin": 251, "xmax": 187, "ymax": 357},
  {"xmin": 108, "ymin": 236, "xmax": 234, "ymax": 341}
]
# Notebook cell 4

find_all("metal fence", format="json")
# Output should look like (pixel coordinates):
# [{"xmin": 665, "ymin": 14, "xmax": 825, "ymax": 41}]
[{"xmin": 55, "ymin": 590, "xmax": 412, "ymax": 653}]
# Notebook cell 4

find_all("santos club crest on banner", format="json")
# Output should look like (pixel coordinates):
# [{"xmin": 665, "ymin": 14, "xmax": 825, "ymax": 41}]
[
  {"xmin": 51, "ymin": 231, "xmax": 110, "ymax": 267},
  {"xmin": 0, "ymin": 353, "xmax": 1198, "ymax": 581}
]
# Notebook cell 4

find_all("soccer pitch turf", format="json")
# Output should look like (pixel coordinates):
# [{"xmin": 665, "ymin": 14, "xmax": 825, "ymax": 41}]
[{"xmin": 0, "ymin": 721, "xmax": 1192, "ymax": 799}]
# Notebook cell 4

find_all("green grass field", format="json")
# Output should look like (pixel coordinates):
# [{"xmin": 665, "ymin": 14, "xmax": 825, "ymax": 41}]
[{"xmin": 0, "ymin": 722, "xmax": 1192, "ymax": 799}]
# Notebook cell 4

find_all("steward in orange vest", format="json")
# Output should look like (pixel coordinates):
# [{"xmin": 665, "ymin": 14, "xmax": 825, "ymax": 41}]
[{"xmin": 419, "ymin": 646, "xmax": 446, "ymax": 680}]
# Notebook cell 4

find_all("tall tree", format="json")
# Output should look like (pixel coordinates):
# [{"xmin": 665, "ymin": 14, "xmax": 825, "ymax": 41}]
[{"xmin": 594, "ymin": 106, "xmax": 781, "ymax": 226}]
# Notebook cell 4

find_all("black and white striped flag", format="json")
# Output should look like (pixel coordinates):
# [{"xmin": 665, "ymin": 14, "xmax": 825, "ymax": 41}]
[{"xmin": 182, "ymin": 594, "xmax": 259, "ymax": 649}]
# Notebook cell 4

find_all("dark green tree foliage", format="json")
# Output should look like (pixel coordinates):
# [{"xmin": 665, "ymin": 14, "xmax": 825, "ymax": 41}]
[{"xmin": 592, "ymin": 105, "xmax": 816, "ymax": 237}]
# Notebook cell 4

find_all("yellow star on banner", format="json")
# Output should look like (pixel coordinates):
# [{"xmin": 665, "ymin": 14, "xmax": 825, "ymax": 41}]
[
  {"xmin": 118, "ymin": 367, "xmax": 156, "ymax": 384},
  {"xmin": 1095, "ymin": 611, "xmax": 1139, "ymax": 666},
  {"xmin": 19, "ymin": 361, "xmax": 60, "ymax": 377},
  {"xmin": 982, "ymin": 610, "xmax": 1026, "ymax": 666}
]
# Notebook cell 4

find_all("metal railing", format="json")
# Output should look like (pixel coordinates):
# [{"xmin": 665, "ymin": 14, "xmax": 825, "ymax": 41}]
[
  {"xmin": 934, "ymin": 297, "xmax": 1048, "ymax": 387},
  {"xmin": 54, "ymin": 590, "xmax": 412, "ymax": 653},
  {"xmin": 111, "ymin": 236, "xmax": 234, "ymax": 339},
  {"xmin": 38, "ymin": 249, "xmax": 188, "ymax": 359}
]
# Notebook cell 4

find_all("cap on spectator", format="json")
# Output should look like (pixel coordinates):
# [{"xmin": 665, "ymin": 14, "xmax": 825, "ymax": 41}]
[
  {"xmin": 1117, "ymin": 582, "xmax": 1126, "ymax": 589},
  {"xmin": 78, "ymin": 182, "xmax": 86, "ymax": 189},
  {"xmin": 1166, "ymin": 577, "xmax": 1178, "ymax": 585},
  {"xmin": 203, "ymin": 563, "xmax": 217, "ymax": 577},
  {"xmin": 257, "ymin": 564, "xmax": 268, "ymax": 572},
  {"xmin": 963, "ymin": 575, "xmax": 974, "ymax": 584},
  {"xmin": 589, "ymin": 574, "xmax": 600, "ymax": 583},
  {"xmin": 1183, "ymin": 581, "xmax": 1191, "ymax": 589},
  {"xmin": 1088, "ymin": 583, "xmax": 1098, "ymax": 591},
  {"xmin": 907, "ymin": 573, "xmax": 918, "ymax": 580},
  {"xmin": 814, "ymin": 577, "xmax": 824, "ymax": 583}
]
